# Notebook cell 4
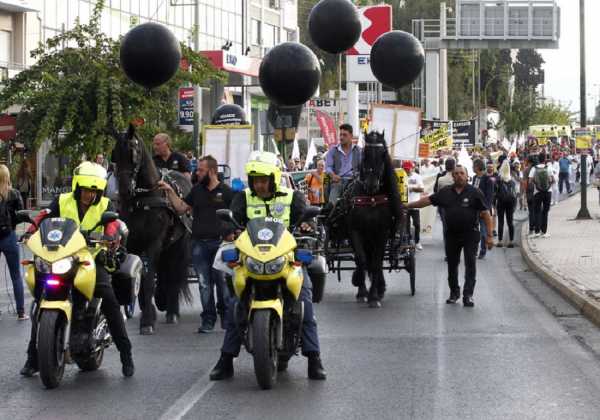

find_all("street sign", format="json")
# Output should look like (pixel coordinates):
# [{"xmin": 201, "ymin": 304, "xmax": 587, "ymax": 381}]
[
  {"xmin": 178, "ymin": 87, "xmax": 194, "ymax": 126},
  {"xmin": 347, "ymin": 5, "xmax": 392, "ymax": 55}
]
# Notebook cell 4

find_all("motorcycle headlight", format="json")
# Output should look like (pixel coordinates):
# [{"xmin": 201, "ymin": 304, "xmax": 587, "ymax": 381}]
[
  {"xmin": 34, "ymin": 257, "xmax": 51, "ymax": 273},
  {"xmin": 264, "ymin": 256, "xmax": 286, "ymax": 275},
  {"xmin": 246, "ymin": 256, "xmax": 264, "ymax": 275},
  {"xmin": 51, "ymin": 257, "xmax": 74, "ymax": 275}
]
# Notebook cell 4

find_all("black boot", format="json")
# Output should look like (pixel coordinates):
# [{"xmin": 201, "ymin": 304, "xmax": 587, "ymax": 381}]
[
  {"xmin": 209, "ymin": 353, "xmax": 234, "ymax": 380},
  {"xmin": 20, "ymin": 358, "xmax": 38, "ymax": 377},
  {"xmin": 307, "ymin": 352, "xmax": 326, "ymax": 380},
  {"xmin": 120, "ymin": 352, "xmax": 135, "ymax": 377}
]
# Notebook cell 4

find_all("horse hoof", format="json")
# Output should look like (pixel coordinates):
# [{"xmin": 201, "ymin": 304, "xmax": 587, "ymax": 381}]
[
  {"xmin": 356, "ymin": 295, "xmax": 367, "ymax": 303},
  {"xmin": 140, "ymin": 326, "xmax": 155, "ymax": 335},
  {"xmin": 368, "ymin": 300, "xmax": 382, "ymax": 308}
]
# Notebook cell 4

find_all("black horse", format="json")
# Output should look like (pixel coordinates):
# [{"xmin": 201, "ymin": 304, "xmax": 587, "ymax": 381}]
[
  {"xmin": 342, "ymin": 131, "xmax": 403, "ymax": 308},
  {"xmin": 111, "ymin": 125, "xmax": 191, "ymax": 334}
]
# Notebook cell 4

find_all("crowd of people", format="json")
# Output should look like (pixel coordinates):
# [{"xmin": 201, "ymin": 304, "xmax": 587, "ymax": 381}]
[{"xmin": 6, "ymin": 121, "xmax": 599, "ymax": 384}]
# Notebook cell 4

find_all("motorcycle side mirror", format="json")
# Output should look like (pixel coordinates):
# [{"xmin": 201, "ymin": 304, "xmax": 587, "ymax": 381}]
[
  {"xmin": 89, "ymin": 211, "xmax": 120, "ymax": 233},
  {"xmin": 15, "ymin": 210, "xmax": 33, "ymax": 225},
  {"xmin": 300, "ymin": 206, "xmax": 321, "ymax": 223},
  {"xmin": 101, "ymin": 211, "xmax": 120, "ymax": 225},
  {"xmin": 216, "ymin": 209, "xmax": 242, "ymax": 230}
]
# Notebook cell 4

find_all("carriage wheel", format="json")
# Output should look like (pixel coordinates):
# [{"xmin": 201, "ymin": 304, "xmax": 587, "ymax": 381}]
[{"xmin": 409, "ymin": 252, "xmax": 416, "ymax": 296}]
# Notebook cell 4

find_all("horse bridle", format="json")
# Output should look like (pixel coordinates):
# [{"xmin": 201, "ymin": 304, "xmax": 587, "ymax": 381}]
[
  {"xmin": 361, "ymin": 142, "xmax": 386, "ymax": 186},
  {"xmin": 125, "ymin": 136, "xmax": 157, "ymax": 195}
]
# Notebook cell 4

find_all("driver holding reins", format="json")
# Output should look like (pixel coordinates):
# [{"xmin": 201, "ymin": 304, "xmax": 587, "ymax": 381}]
[
  {"xmin": 19, "ymin": 162, "xmax": 135, "ymax": 378},
  {"xmin": 209, "ymin": 151, "xmax": 327, "ymax": 381}
]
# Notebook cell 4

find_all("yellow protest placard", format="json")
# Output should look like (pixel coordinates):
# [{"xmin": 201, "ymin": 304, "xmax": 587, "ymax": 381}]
[{"xmin": 576, "ymin": 135, "xmax": 592, "ymax": 149}]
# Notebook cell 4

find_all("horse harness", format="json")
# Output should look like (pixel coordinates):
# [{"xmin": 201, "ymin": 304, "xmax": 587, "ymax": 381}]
[
  {"xmin": 352, "ymin": 195, "xmax": 389, "ymax": 208},
  {"xmin": 120, "ymin": 135, "xmax": 192, "ymax": 235}
]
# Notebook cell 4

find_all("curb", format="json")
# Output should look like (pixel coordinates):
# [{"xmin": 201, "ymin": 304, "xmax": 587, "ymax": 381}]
[{"xmin": 520, "ymin": 222, "xmax": 600, "ymax": 328}]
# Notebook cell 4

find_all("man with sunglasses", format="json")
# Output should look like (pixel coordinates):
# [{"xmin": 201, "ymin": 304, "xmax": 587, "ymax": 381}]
[{"xmin": 325, "ymin": 124, "xmax": 362, "ymax": 204}]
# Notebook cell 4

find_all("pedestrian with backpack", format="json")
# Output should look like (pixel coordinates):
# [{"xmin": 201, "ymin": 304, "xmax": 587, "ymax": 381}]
[
  {"xmin": 495, "ymin": 160, "xmax": 517, "ymax": 247},
  {"xmin": 0, "ymin": 164, "xmax": 26, "ymax": 319},
  {"xmin": 528, "ymin": 153, "xmax": 554, "ymax": 238}
]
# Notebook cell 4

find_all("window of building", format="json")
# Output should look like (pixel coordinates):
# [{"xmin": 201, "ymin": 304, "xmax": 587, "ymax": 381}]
[
  {"xmin": 0, "ymin": 31, "xmax": 11, "ymax": 64},
  {"xmin": 251, "ymin": 18, "xmax": 261, "ymax": 45},
  {"xmin": 286, "ymin": 29, "xmax": 296, "ymax": 42},
  {"xmin": 263, "ymin": 23, "xmax": 279, "ymax": 48},
  {"xmin": 268, "ymin": 0, "xmax": 280, "ymax": 10}
]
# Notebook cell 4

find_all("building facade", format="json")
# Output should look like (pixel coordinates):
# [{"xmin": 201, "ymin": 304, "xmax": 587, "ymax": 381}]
[{"xmin": 0, "ymin": 0, "xmax": 299, "ymax": 203}]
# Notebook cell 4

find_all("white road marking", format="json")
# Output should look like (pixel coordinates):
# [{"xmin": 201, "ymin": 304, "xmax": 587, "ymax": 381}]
[{"xmin": 158, "ymin": 371, "xmax": 215, "ymax": 420}]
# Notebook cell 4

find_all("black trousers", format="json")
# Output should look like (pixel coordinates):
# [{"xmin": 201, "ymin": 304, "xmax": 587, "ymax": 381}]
[
  {"xmin": 527, "ymin": 196, "xmax": 535, "ymax": 232},
  {"xmin": 27, "ymin": 263, "xmax": 132, "ymax": 362},
  {"xmin": 445, "ymin": 230, "xmax": 479, "ymax": 297},
  {"xmin": 496, "ymin": 201, "xmax": 515, "ymax": 241},
  {"xmin": 533, "ymin": 191, "xmax": 552, "ymax": 234},
  {"xmin": 408, "ymin": 209, "xmax": 420, "ymax": 244}
]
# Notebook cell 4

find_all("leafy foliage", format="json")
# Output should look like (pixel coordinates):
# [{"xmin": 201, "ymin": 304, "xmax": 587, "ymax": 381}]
[{"xmin": 0, "ymin": 0, "xmax": 225, "ymax": 163}]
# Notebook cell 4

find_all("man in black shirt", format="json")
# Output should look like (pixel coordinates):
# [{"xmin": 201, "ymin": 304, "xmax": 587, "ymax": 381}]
[
  {"xmin": 152, "ymin": 133, "xmax": 191, "ymax": 180},
  {"xmin": 407, "ymin": 165, "xmax": 494, "ymax": 307},
  {"xmin": 159, "ymin": 155, "xmax": 234, "ymax": 332}
]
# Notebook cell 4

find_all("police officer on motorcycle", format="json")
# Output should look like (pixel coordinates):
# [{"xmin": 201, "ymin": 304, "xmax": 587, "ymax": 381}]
[
  {"xmin": 209, "ymin": 151, "xmax": 327, "ymax": 381},
  {"xmin": 20, "ymin": 162, "xmax": 135, "ymax": 378}
]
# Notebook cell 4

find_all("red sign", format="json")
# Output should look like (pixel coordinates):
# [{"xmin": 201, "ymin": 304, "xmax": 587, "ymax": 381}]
[
  {"xmin": 315, "ymin": 110, "xmax": 338, "ymax": 148},
  {"xmin": 347, "ymin": 5, "xmax": 393, "ymax": 55},
  {"xmin": 200, "ymin": 50, "xmax": 261, "ymax": 77},
  {"xmin": 0, "ymin": 114, "xmax": 16, "ymax": 142}
]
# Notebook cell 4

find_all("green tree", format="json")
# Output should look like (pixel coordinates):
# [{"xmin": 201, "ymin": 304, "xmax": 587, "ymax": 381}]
[{"xmin": 0, "ymin": 0, "xmax": 224, "ymax": 163}]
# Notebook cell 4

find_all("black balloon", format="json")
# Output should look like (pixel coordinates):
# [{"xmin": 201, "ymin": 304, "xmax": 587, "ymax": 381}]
[
  {"xmin": 120, "ymin": 22, "xmax": 181, "ymax": 89},
  {"xmin": 308, "ymin": 0, "xmax": 361, "ymax": 54},
  {"xmin": 370, "ymin": 31, "xmax": 425, "ymax": 89},
  {"xmin": 259, "ymin": 42, "xmax": 321, "ymax": 107},
  {"xmin": 211, "ymin": 104, "xmax": 247, "ymax": 125}
]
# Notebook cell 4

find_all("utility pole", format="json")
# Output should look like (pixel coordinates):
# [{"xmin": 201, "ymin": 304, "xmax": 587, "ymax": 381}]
[{"xmin": 577, "ymin": 0, "xmax": 591, "ymax": 219}]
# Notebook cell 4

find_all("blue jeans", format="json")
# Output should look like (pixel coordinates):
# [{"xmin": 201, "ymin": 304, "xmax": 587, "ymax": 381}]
[
  {"xmin": 192, "ymin": 239, "xmax": 228, "ymax": 327},
  {"xmin": 221, "ymin": 267, "xmax": 320, "ymax": 357},
  {"xmin": 328, "ymin": 178, "xmax": 352, "ymax": 204},
  {"xmin": 0, "ymin": 231, "xmax": 24, "ymax": 314}
]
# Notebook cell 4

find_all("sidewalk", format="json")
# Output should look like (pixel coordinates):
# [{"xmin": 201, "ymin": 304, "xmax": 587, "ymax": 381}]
[{"xmin": 521, "ymin": 187, "xmax": 600, "ymax": 327}]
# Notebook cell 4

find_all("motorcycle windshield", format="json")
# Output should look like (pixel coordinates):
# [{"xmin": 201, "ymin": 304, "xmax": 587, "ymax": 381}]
[
  {"xmin": 246, "ymin": 218, "xmax": 286, "ymax": 247},
  {"xmin": 39, "ymin": 218, "xmax": 79, "ymax": 248}
]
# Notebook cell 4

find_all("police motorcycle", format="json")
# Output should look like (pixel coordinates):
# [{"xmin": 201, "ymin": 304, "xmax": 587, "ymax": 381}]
[
  {"xmin": 217, "ymin": 206, "xmax": 320, "ymax": 389},
  {"xmin": 17, "ymin": 210, "xmax": 141, "ymax": 389}
]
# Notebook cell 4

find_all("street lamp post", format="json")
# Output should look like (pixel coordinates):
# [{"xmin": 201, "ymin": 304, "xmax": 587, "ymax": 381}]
[{"xmin": 577, "ymin": 0, "xmax": 591, "ymax": 219}]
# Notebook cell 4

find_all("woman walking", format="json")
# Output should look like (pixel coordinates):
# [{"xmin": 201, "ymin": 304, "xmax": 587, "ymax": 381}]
[
  {"xmin": 495, "ymin": 160, "xmax": 517, "ymax": 248},
  {"xmin": 0, "ymin": 165, "xmax": 26, "ymax": 319}
]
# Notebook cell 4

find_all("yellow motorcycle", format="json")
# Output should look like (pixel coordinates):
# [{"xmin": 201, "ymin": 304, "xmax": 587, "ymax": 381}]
[
  {"xmin": 18, "ymin": 210, "xmax": 138, "ymax": 389},
  {"xmin": 218, "ymin": 207, "xmax": 320, "ymax": 389}
]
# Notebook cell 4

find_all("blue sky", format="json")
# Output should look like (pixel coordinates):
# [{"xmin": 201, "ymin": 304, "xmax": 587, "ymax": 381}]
[{"xmin": 540, "ymin": 0, "xmax": 600, "ymax": 116}]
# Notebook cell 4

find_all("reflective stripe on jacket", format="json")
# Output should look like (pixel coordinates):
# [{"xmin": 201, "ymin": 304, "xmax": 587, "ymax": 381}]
[{"xmin": 245, "ymin": 187, "xmax": 294, "ymax": 227}]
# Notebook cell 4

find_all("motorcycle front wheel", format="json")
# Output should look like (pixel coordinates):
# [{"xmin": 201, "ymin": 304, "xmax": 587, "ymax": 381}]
[
  {"xmin": 38, "ymin": 310, "xmax": 67, "ymax": 389},
  {"xmin": 252, "ymin": 309, "xmax": 278, "ymax": 390},
  {"xmin": 74, "ymin": 314, "xmax": 107, "ymax": 372}
]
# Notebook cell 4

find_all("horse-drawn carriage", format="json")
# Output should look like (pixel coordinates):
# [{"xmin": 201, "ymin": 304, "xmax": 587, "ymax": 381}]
[
  {"xmin": 314, "ymin": 131, "xmax": 417, "ymax": 306},
  {"xmin": 318, "ymin": 210, "xmax": 416, "ymax": 298}
]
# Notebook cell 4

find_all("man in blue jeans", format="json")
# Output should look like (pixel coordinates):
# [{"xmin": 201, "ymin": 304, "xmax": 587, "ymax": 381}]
[{"xmin": 160, "ymin": 155, "xmax": 235, "ymax": 332}]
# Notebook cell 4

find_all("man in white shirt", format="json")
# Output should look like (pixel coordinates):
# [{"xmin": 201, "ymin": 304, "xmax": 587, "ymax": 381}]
[
  {"xmin": 528, "ymin": 153, "xmax": 555, "ymax": 238},
  {"xmin": 404, "ymin": 161, "xmax": 425, "ymax": 250}
]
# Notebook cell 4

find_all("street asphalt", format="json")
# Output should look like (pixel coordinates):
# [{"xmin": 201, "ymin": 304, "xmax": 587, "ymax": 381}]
[{"xmin": 3, "ymin": 217, "xmax": 600, "ymax": 419}]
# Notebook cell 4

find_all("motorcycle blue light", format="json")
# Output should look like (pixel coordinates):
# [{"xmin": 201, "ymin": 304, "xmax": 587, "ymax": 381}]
[
  {"xmin": 44, "ymin": 275, "xmax": 62, "ymax": 287},
  {"xmin": 222, "ymin": 248, "xmax": 239, "ymax": 263},
  {"xmin": 295, "ymin": 249, "xmax": 313, "ymax": 265}
]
